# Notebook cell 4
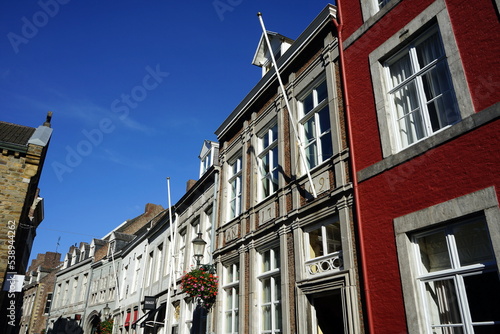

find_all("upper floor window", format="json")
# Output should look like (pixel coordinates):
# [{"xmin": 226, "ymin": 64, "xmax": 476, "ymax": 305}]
[
  {"xmin": 228, "ymin": 155, "xmax": 243, "ymax": 219},
  {"xmin": 413, "ymin": 217, "xmax": 500, "ymax": 333},
  {"xmin": 305, "ymin": 220, "xmax": 343, "ymax": 276},
  {"xmin": 199, "ymin": 140, "xmax": 218, "ymax": 177},
  {"xmin": 258, "ymin": 122, "xmax": 279, "ymax": 200},
  {"xmin": 258, "ymin": 247, "xmax": 281, "ymax": 333},
  {"xmin": 298, "ymin": 80, "xmax": 333, "ymax": 170},
  {"xmin": 385, "ymin": 26, "xmax": 460, "ymax": 150},
  {"xmin": 44, "ymin": 293, "xmax": 53, "ymax": 314},
  {"xmin": 223, "ymin": 263, "xmax": 240, "ymax": 334}
]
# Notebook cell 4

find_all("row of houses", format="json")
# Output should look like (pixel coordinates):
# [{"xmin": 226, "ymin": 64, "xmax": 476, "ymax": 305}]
[{"xmin": 19, "ymin": 0, "xmax": 500, "ymax": 333}]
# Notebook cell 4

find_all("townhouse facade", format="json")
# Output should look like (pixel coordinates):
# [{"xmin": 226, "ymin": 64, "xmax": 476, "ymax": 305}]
[
  {"xmin": 212, "ymin": 5, "xmax": 362, "ymax": 334},
  {"xmin": 19, "ymin": 252, "xmax": 61, "ymax": 334},
  {"xmin": 337, "ymin": 0, "xmax": 500, "ymax": 333},
  {"xmin": 0, "ymin": 113, "xmax": 53, "ymax": 333}
]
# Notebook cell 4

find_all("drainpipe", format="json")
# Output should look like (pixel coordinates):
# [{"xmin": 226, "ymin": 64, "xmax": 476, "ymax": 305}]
[{"xmin": 331, "ymin": 2, "xmax": 374, "ymax": 333}]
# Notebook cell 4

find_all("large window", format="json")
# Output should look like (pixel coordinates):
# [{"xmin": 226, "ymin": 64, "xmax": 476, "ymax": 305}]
[
  {"xmin": 385, "ymin": 25, "xmax": 460, "ymax": 150},
  {"xmin": 413, "ymin": 217, "xmax": 500, "ymax": 333},
  {"xmin": 223, "ymin": 263, "xmax": 240, "ymax": 334},
  {"xmin": 258, "ymin": 123, "xmax": 279, "ymax": 200},
  {"xmin": 228, "ymin": 155, "xmax": 243, "ymax": 219},
  {"xmin": 258, "ymin": 248, "xmax": 281, "ymax": 334},
  {"xmin": 298, "ymin": 80, "xmax": 333, "ymax": 170}
]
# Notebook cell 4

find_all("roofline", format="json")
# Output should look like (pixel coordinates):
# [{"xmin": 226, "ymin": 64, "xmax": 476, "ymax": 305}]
[{"xmin": 215, "ymin": 4, "xmax": 337, "ymax": 138}]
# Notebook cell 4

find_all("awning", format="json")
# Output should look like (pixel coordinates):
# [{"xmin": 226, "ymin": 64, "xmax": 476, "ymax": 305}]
[
  {"xmin": 124, "ymin": 310, "xmax": 131, "ymax": 327},
  {"xmin": 141, "ymin": 303, "xmax": 166, "ymax": 328}
]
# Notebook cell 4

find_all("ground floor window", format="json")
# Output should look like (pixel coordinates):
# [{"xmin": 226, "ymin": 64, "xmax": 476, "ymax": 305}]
[{"xmin": 413, "ymin": 216, "xmax": 500, "ymax": 333}]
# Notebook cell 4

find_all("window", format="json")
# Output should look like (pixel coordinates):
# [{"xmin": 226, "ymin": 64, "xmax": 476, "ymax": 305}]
[
  {"xmin": 204, "ymin": 207, "xmax": 213, "ymax": 261},
  {"xmin": 258, "ymin": 123, "xmax": 279, "ymax": 200},
  {"xmin": 81, "ymin": 274, "xmax": 88, "ymax": 302},
  {"xmin": 223, "ymin": 263, "xmax": 240, "ymax": 334},
  {"xmin": 413, "ymin": 217, "xmax": 500, "ymax": 333},
  {"xmin": 307, "ymin": 221, "xmax": 342, "ymax": 258},
  {"xmin": 258, "ymin": 248, "xmax": 281, "ymax": 333},
  {"xmin": 228, "ymin": 155, "xmax": 243, "ymax": 219},
  {"xmin": 44, "ymin": 293, "xmax": 53, "ymax": 314},
  {"xmin": 305, "ymin": 220, "xmax": 343, "ymax": 276},
  {"xmin": 155, "ymin": 244, "xmax": 163, "ymax": 282},
  {"xmin": 177, "ymin": 231, "xmax": 186, "ymax": 277},
  {"xmin": 71, "ymin": 277, "xmax": 78, "ymax": 303},
  {"xmin": 132, "ymin": 255, "xmax": 141, "ymax": 293},
  {"xmin": 385, "ymin": 26, "xmax": 460, "ymax": 150},
  {"xmin": 377, "ymin": 0, "xmax": 391, "ymax": 10},
  {"xmin": 298, "ymin": 80, "xmax": 333, "ymax": 170},
  {"xmin": 146, "ymin": 251, "xmax": 154, "ymax": 286}
]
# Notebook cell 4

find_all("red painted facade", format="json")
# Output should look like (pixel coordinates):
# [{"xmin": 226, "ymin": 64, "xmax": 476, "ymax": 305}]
[{"xmin": 338, "ymin": 0, "xmax": 500, "ymax": 333}]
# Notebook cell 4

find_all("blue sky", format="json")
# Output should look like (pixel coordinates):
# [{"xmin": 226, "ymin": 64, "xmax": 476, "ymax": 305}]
[{"xmin": 0, "ymin": 0, "xmax": 333, "ymax": 264}]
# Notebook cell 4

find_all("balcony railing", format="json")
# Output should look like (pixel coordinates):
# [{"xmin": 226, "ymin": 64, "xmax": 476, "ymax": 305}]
[{"xmin": 305, "ymin": 251, "xmax": 343, "ymax": 277}]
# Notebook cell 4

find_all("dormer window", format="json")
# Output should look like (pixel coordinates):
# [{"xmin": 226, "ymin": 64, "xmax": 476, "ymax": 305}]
[
  {"xmin": 252, "ymin": 31, "xmax": 294, "ymax": 77},
  {"xmin": 199, "ymin": 140, "xmax": 219, "ymax": 178}
]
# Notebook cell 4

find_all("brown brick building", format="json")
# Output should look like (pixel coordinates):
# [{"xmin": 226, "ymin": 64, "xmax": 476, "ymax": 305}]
[
  {"xmin": 0, "ymin": 113, "xmax": 53, "ymax": 332},
  {"xmin": 19, "ymin": 252, "xmax": 61, "ymax": 334}
]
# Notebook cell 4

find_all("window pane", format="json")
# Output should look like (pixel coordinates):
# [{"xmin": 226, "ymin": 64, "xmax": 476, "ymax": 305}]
[
  {"xmin": 226, "ymin": 290, "xmax": 233, "ymax": 309},
  {"xmin": 304, "ymin": 117, "xmax": 316, "ymax": 144},
  {"xmin": 318, "ymin": 106, "xmax": 331, "ymax": 134},
  {"xmin": 262, "ymin": 278, "xmax": 271, "ymax": 303},
  {"xmin": 425, "ymin": 279, "xmax": 463, "ymax": 328},
  {"xmin": 453, "ymin": 219, "xmax": 494, "ymax": 266},
  {"xmin": 305, "ymin": 142, "xmax": 318, "ymax": 169},
  {"xmin": 263, "ymin": 251, "xmax": 271, "ymax": 272},
  {"xmin": 390, "ymin": 53, "xmax": 413, "ymax": 86},
  {"xmin": 393, "ymin": 82, "xmax": 426, "ymax": 146},
  {"xmin": 309, "ymin": 227, "xmax": 323, "ymax": 258},
  {"xmin": 464, "ymin": 271, "xmax": 500, "ymax": 324},
  {"xmin": 262, "ymin": 304, "xmax": 271, "ymax": 330},
  {"xmin": 273, "ymin": 249, "xmax": 280, "ymax": 269},
  {"xmin": 320, "ymin": 135, "xmax": 333, "ymax": 162},
  {"xmin": 274, "ymin": 277, "xmax": 281, "ymax": 300},
  {"xmin": 416, "ymin": 32, "xmax": 444, "ymax": 68},
  {"xmin": 316, "ymin": 81, "xmax": 328, "ymax": 104},
  {"xmin": 234, "ymin": 310, "xmax": 239, "ymax": 333},
  {"xmin": 417, "ymin": 230, "xmax": 451, "ymax": 273},
  {"xmin": 303, "ymin": 93, "xmax": 314, "ymax": 114},
  {"xmin": 225, "ymin": 313, "xmax": 232, "ymax": 333},
  {"xmin": 326, "ymin": 222, "xmax": 342, "ymax": 254},
  {"xmin": 275, "ymin": 303, "xmax": 282, "ymax": 331}
]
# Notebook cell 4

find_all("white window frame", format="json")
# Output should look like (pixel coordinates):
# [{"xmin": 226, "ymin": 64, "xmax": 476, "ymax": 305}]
[
  {"xmin": 200, "ymin": 149, "xmax": 213, "ymax": 177},
  {"xmin": 369, "ymin": 2, "xmax": 474, "ymax": 158},
  {"xmin": 384, "ymin": 25, "xmax": 460, "ymax": 150},
  {"xmin": 228, "ymin": 154, "xmax": 243, "ymax": 220},
  {"xmin": 203, "ymin": 207, "xmax": 213, "ymax": 262},
  {"xmin": 298, "ymin": 79, "xmax": 333, "ymax": 171},
  {"xmin": 257, "ymin": 247, "xmax": 281, "ymax": 334},
  {"xmin": 394, "ymin": 187, "xmax": 500, "ymax": 333},
  {"xmin": 257, "ymin": 121, "xmax": 279, "ymax": 200},
  {"xmin": 223, "ymin": 263, "xmax": 240, "ymax": 334},
  {"xmin": 411, "ymin": 217, "xmax": 500, "ymax": 333},
  {"xmin": 177, "ymin": 230, "xmax": 186, "ymax": 277}
]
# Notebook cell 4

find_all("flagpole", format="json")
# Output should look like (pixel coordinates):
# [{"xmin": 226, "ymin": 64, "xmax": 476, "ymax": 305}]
[
  {"xmin": 257, "ymin": 12, "xmax": 317, "ymax": 198},
  {"xmin": 164, "ymin": 177, "xmax": 177, "ymax": 331}
]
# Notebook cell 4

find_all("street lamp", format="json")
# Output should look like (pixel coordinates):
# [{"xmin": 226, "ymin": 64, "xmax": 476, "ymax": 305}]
[
  {"xmin": 102, "ymin": 304, "xmax": 110, "ymax": 319},
  {"xmin": 192, "ymin": 232, "xmax": 206, "ymax": 267}
]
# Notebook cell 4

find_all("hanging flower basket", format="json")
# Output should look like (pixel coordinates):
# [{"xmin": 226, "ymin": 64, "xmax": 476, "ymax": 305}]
[
  {"xmin": 97, "ymin": 319, "xmax": 113, "ymax": 334},
  {"xmin": 180, "ymin": 267, "xmax": 218, "ymax": 310}
]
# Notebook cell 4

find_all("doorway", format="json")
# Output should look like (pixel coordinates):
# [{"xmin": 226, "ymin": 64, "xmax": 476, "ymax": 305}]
[{"xmin": 313, "ymin": 290, "xmax": 345, "ymax": 334}]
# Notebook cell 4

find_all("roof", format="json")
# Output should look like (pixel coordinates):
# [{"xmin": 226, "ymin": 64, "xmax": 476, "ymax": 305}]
[
  {"xmin": 251, "ymin": 31, "xmax": 294, "ymax": 67},
  {"xmin": 0, "ymin": 121, "xmax": 36, "ymax": 150},
  {"xmin": 215, "ymin": 4, "xmax": 337, "ymax": 138}
]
